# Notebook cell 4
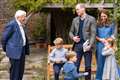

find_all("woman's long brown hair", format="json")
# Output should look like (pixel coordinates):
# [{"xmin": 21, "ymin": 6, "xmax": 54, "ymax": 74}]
[{"xmin": 97, "ymin": 9, "xmax": 111, "ymax": 26}]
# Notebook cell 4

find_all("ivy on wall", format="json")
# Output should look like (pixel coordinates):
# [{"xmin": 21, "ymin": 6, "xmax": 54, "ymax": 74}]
[
  {"xmin": 30, "ymin": 13, "xmax": 47, "ymax": 40},
  {"xmin": 114, "ymin": 7, "xmax": 120, "ymax": 65}
]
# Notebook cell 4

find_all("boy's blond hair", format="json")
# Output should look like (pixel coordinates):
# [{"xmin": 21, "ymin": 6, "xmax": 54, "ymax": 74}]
[
  {"xmin": 111, "ymin": 40, "xmax": 117, "ymax": 52},
  {"xmin": 66, "ymin": 51, "xmax": 76, "ymax": 61},
  {"xmin": 53, "ymin": 37, "xmax": 63, "ymax": 45}
]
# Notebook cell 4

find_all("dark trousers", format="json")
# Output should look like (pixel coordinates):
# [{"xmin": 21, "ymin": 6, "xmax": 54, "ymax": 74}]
[
  {"xmin": 9, "ymin": 51, "xmax": 25, "ymax": 80},
  {"xmin": 74, "ymin": 42, "xmax": 92, "ymax": 80},
  {"xmin": 53, "ymin": 63, "xmax": 64, "ymax": 80}
]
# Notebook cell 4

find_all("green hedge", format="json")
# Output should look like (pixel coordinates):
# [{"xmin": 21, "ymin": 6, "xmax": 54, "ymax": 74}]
[{"xmin": 114, "ymin": 7, "xmax": 120, "ymax": 65}]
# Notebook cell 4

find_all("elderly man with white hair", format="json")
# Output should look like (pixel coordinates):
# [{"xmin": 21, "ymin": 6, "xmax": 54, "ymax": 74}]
[{"xmin": 1, "ymin": 10, "xmax": 30, "ymax": 80}]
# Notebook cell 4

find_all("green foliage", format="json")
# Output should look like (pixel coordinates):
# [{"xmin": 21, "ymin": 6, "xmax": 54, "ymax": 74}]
[
  {"xmin": 32, "ymin": 14, "xmax": 46, "ymax": 40},
  {"xmin": 91, "ymin": 0, "xmax": 100, "ymax": 3},
  {"xmin": 113, "ymin": 6, "xmax": 120, "ymax": 65},
  {"xmin": 114, "ymin": 7, "xmax": 120, "ymax": 22},
  {"xmin": 105, "ymin": 0, "xmax": 113, "ymax": 3},
  {"xmin": 63, "ymin": 0, "xmax": 77, "ymax": 6},
  {"xmin": 11, "ymin": 0, "xmax": 118, "ymax": 13},
  {"xmin": 11, "ymin": 0, "xmax": 47, "ymax": 12},
  {"xmin": 50, "ymin": 0, "xmax": 61, "ymax": 3},
  {"xmin": 79, "ymin": 0, "xmax": 86, "ymax": 3},
  {"xmin": 116, "ymin": 34, "xmax": 120, "ymax": 65}
]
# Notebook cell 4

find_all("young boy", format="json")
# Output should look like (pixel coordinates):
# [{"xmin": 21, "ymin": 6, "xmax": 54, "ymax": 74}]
[
  {"xmin": 49, "ymin": 37, "xmax": 68, "ymax": 80},
  {"xmin": 63, "ymin": 51, "xmax": 88, "ymax": 80}
]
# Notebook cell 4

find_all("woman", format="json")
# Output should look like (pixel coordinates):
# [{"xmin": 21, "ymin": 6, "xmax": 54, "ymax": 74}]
[{"xmin": 96, "ymin": 9, "xmax": 117, "ymax": 80}]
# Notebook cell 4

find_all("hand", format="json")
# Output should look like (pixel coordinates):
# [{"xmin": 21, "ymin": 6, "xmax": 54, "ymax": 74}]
[
  {"xmin": 55, "ymin": 59, "xmax": 61, "ymax": 63},
  {"xmin": 73, "ymin": 36, "xmax": 80, "ymax": 43},
  {"xmin": 100, "ymin": 38, "xmax": 107, "ymax": 43},
  {"xmin": 83, "ymin": 41, "xmax": 91, "ymax": 52},
  {"xmin": 84, "ymin": 45, "xmax": 91, "ymax": 52},
  {"xmin": 83, "ymin": 72, "xmax": 89, "ymax": 76}
]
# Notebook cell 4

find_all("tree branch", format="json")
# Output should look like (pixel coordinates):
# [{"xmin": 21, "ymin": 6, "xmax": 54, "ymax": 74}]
[{"xmin": 25, "ymin": 12, "xmax": 35, "ymax": 25}]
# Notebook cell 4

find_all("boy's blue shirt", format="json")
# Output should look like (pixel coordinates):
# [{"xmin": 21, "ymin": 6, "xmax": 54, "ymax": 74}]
[
  {"xmin": 63, "ymin": 62, "xmax": 84, "ymax": 80},
  {"xmin": 49, "ymin": 47, "xmax": 68, "ymax": 63}
]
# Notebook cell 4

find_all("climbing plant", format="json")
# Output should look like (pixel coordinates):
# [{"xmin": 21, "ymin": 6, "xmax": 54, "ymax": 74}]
[
  {"xmin": 10, "ymin": 0, "xmax": 120, "ymax": 23},
  {"xmin": 113, "ymin": 7, "xmax": 120, "ymax": 65},
  {"xmin": 31, "ymin": 13, "xmax": 47, "ymax": 40}
]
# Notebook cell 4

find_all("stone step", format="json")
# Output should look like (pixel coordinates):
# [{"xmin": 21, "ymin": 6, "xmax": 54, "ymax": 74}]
[
  {"xmin": 0, "ymin": 48, "xmax": 47, "ymax": 80},
  {"xmin": 0, "ymin": 70, "xmax": 43, "ymax": 79}
]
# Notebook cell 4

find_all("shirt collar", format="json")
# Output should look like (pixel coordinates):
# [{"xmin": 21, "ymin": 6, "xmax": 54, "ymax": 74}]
[
  {"xmin": 16, "ymin": 18, "xmax": 22, "ymax": 26},
  {"xmin": 80, "ymin": 13, "xmax": 87, "ymax": 20}
]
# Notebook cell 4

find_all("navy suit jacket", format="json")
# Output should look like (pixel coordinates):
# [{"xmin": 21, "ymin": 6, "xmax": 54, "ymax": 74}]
[{"xmin": 1, "ymin": 19, "xmax": 29, "ymax": 59}]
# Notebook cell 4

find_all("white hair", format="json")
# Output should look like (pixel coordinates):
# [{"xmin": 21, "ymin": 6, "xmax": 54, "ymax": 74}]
[{"xmin": 15, "ymin": 10, "xmax": 26, "ymax": 19}]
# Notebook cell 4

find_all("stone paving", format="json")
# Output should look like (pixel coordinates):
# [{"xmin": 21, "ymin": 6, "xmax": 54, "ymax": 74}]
[{"xmin": 0, "ymin": 47, "xmax": 47, "ymax": 80}]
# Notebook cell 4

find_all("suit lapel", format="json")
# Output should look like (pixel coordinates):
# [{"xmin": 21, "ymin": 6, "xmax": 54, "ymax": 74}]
[
  {"xmin": 75, "ymin": 15, "xmax": 89, "ymax": 36},
  {"xmin": 83, "ymin": 15, "xmax": 89, "ymax": 28},
  {"xmin": 14, "ymin": 20, "xmax": 23, "ymax": 38},
  {"xmin": 83, "ymin": 15, "xmax": 89, "ymax": 34},
  {"xmin": 76, "ymin": 17, "xmax": 80, "ymax": 34}
]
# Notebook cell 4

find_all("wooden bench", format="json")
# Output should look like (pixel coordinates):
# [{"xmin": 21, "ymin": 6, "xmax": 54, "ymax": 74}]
[
  {"xmin": 47, "ymin": 44, "xmax": 96, "ymax": 80},
  {"xmin": 29, "ymin": 40, "xmax": 47, "ymax": 48}
]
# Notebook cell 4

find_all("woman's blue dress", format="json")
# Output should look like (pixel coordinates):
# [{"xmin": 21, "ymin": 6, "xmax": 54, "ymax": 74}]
[{"xmin": 96, "ymin": 23, "xmax": 115, "ymax": 80}]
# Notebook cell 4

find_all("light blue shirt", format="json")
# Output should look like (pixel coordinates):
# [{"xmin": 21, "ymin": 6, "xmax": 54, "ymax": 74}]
[
  {"xmin": 49, "ymin": 47, "xmax": 68, "ymax": 63},
  {"xmin": 16, "ymin": 19, "xmax": 26, "ymax": 46},
  {"xmin": 63, "ymin": 62, "xmax": 85, "ymax": 80}
]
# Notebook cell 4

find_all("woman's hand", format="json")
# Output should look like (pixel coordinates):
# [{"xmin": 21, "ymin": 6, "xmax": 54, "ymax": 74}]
[
  {"xmin": 100, "ymin": 38, "xmax": 107, "ymax": 44},
  {"xmin": 96, "ymin": 36, "xmax": 105, "ymax": 42},
  {"xmin": 96, "ymin": 36, "xmax": 107, "ymax": 43}
]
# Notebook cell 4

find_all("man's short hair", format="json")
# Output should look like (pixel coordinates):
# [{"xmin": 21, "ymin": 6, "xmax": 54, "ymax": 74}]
[
  {"xmin": 75, "ymin": 3, "xmax": 86, "ymax": 9},
  {"xmin": 53, "ymin": 37, "xmax": 63, "ymax": 45},
  {"xmin": 15, "ymin": 10, "xmax": 26, "ymax": 19}
]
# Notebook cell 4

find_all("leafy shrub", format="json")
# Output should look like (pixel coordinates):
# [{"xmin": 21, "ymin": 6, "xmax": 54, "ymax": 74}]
[{"xmin": 31, "ymin": 13, "xmax": 47, "ymax": 40}]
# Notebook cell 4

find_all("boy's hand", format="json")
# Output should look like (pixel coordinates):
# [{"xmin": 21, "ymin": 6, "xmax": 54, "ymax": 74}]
[
  {"xmin": 55, "ymin": 59, "xmax": 61, "ymax": 63},
  {"xmin": 83, "ymin": 72, "xmax": 89, "ymax": 76}
]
